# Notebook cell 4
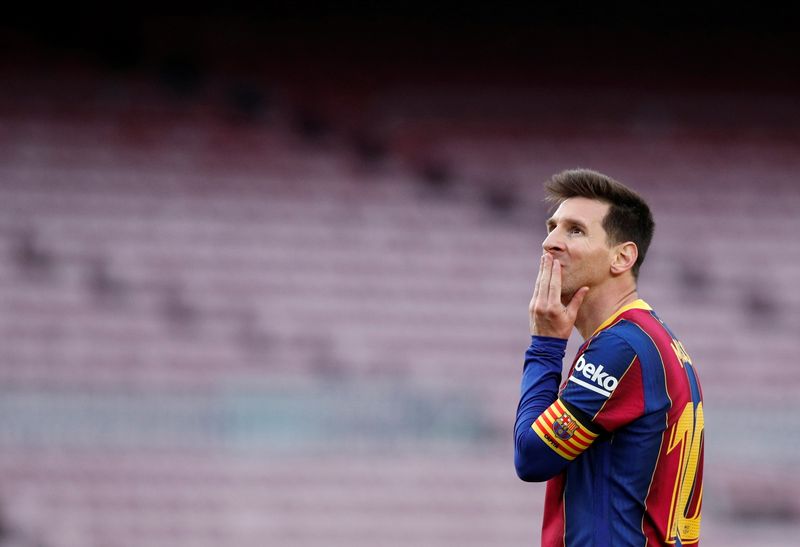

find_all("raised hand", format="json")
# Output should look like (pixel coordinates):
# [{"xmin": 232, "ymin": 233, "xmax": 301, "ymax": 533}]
[{"xmin": 529, "ymin": 254, "xmax": 589, "ymax": 339}]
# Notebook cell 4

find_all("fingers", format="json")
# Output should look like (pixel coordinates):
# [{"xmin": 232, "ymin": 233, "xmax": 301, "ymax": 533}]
[
  {"xmin": 530, "ymin": 254, "xmax": 587, "ymax": 339},
  {"xmin": 548, "ymin": 258, "xmax": 562, "ymax": 305},
  {"xmin": 532, "ymin": 254, "xmax": 544, "ymax": 304},
  {"xmin": 530, "ymin": 254, "xmax": 561, "ymax": 337},
  {"xmin": 537, "ymin": 254, "xmax": 553, "ymax": 310}
]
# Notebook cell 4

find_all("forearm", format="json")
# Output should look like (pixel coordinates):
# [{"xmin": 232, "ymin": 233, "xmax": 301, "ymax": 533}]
[{"xmin": 514, "ymin": 335, "xmax": 569, "ymax": 481}]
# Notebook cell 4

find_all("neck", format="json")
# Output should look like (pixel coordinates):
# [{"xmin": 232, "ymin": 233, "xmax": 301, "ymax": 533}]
[{"xmin": 574, "ymin": 278, "xmax": 639, "ymax": 340}]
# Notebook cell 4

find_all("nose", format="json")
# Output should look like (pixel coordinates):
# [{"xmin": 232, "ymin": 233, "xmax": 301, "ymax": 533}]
[{"xmin": 542, "ymin": 227, "xmax": 565, "ymax": 254}]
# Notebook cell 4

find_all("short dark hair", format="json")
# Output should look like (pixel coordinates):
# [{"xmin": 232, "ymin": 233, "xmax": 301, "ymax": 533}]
[{"xmin": 544, "ymin": 169, "xmax": 655, "ymax": 278}]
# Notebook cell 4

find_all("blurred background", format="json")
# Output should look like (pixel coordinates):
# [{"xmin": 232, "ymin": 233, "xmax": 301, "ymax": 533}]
[{"xmin": 0, "ymin": 10, "xmax": 799, "ymax": 547}]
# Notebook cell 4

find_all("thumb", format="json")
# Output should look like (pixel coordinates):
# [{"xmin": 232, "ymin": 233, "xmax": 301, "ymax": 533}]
[{"xmin": 566, "ymin": 286, "xmax": 589, "ymax": 316}]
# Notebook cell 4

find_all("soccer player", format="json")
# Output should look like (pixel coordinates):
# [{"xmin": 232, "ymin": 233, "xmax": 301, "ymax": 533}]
[{"xmin": 514, "ymin": 170, "xmax": 704, "ymax": 546}]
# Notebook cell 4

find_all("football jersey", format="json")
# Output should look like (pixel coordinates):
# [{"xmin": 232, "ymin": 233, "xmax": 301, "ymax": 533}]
[{"xmin": 515, "ymin": 299, "xmax": 704, "ymax": 546}]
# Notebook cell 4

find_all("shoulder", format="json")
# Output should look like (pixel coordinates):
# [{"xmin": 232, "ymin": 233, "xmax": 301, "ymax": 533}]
[
  {"xmin": 590, "ymin": 315, "xmax": 672, "ymax": 375},
  {"xmin": 604, "ymin": 316, "xmax": 657, "ymax": 347},
  {"xmin": 583, "ymin": 315, "xmax": 667, "ymax": 361},
  {"xmin": 584, "ymin": 321, "xmax": 643, "ymax": 357}
]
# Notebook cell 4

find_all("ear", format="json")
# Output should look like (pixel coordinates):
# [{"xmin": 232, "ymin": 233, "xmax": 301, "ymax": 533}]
[{"xmin": 610, "ymin": 242, "xmax": 638, "ymax": 275}]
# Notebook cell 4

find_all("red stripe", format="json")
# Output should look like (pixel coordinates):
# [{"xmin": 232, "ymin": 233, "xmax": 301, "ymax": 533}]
[{"xmin": 562, "ymin": 435, "xmax": 591, "ymax": 452}]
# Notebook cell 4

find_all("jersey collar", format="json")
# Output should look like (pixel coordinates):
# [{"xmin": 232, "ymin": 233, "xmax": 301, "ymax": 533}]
[{"xmin": 591, "ymin": 299, "xmax": 652, "ymax": 337}]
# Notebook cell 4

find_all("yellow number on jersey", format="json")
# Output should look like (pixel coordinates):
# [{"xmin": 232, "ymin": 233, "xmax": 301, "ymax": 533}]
[
  {"xmin": 671, "ymin": 339, "xmax": 693, "ymax": 367},
  {"xmin": 666, "ymin": 401, "xmax": 704, "ymax": 543}
]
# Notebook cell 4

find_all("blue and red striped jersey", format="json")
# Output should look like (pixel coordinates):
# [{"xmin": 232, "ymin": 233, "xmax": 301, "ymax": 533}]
[{"xmin": 515, "ymin": 300, "xmax": 704, "ymax": 546}]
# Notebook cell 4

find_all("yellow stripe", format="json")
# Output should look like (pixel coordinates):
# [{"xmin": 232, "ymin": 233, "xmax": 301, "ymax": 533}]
[
  {"xmin": 556, "ymin": 425, "xmax": 595, "ymax": 451},
  {"xmin": 591, "ymin": 299, "xmax": 652, "ymax": 337},
  {"xmin": 551, "ymin": 431, "xmax": 582, "ymax": 456},
  {"xmin": 574, "ymin": 422, "xmax": 599, "ymax": 440},
  {"xmin": 572, "ymin": 429, "xmax": 596, "ymax": 444},
  {"xmin": 557, "ymin": 441, "xmax": 582, "ymax": 458},
  {"xmin": 567, "ymin": 436, "xmax": 591, "ymax": 450}
]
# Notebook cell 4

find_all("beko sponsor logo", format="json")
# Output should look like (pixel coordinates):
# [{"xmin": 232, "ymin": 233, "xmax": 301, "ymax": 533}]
[{"xmin": 569, "ymin": 354, "xmax": 619, "ymax": 397}]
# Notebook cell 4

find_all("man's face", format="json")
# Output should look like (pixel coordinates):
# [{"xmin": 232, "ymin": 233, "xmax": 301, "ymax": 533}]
[{"xmin": 543, "ymin": 197, "xmax": 613, "ymax": 298}]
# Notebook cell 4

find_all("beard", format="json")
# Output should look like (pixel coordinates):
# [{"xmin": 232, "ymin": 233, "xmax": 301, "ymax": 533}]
[
  {"xmin": 559, "ymin": 267, "xmax": 593, "ymax": 305},
  {"xmin": 559, "ymin": 269, "xmax": 577, "ymax": 299},
  {"xmin": 560, "ymin": 276, "xmax": 579, "ymax": 305}
]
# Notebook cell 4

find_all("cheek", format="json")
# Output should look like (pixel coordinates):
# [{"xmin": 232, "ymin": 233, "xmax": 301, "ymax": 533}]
[{"xmin": 576, "ymin": 248, "xmax": 612, "ymax": 278}]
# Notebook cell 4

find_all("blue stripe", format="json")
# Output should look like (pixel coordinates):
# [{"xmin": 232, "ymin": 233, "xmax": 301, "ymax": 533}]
[
  {"xmin": 603, "ymin": 319, "xmax": 670, "ymax": 545},
  {"xmin": 685, "ymin": 363, "xmax": 702, "ymax": 408}
]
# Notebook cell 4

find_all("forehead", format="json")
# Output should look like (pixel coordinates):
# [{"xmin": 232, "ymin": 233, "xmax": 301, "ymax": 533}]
[{"xmin": 548, "ymin": 197, "xmax": 610, "ymax": 227}]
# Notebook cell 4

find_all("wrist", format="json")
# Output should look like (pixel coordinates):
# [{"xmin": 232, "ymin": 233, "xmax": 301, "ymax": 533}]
[
  {"xmin": 531, "ymin": 326, "xmax": 572, "ymax": 339},
  {"xmin": 524, "ymin": 335, "xmax": 567, "ymax": 371},
  {"xmin": 529, "ymin": 335, "xmax": 568, "ymax": 352},
  {"xmin": 531, "ymin": 334, "xmax": 568, "ymax": 349}
]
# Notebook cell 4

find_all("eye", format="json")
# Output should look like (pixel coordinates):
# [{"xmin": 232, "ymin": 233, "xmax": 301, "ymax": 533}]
[{"xmin": 569, "ymin": 226, "xmax": 584, "ymax": 235}]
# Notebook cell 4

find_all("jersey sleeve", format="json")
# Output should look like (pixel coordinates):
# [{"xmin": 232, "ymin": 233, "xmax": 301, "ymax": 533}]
[
  {"xmin": 515, "ymin": 330, "xmax": 647, "ymax": 482},
  {"xmin": 560, "ymin": 330, "xmax": 646, "ymax": 432},
  {"xmin": 514, "ymin": 336, "xmax": 602, "ymax": 482}
]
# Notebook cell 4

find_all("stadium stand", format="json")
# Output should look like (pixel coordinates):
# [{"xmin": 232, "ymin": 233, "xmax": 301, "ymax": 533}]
[{"xmin": 0, "ymin": 66, "xmax": 799, "ymax": 546}]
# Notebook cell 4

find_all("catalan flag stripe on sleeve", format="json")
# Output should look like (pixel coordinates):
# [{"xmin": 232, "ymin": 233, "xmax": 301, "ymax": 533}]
[{"xmin": 532, "ymin": 399, "xmax": 599, "ymax": 461}]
